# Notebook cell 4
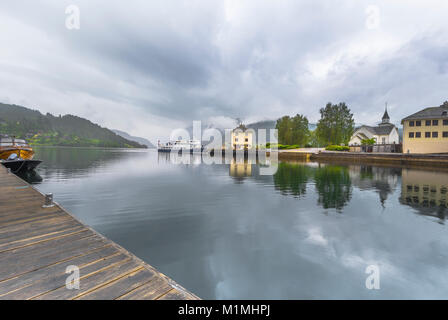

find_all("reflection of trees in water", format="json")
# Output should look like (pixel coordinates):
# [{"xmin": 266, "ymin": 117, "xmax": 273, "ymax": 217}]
[
  {"xmin": 273, "ymin": 162, "xmax": 352, "ymax": 210},
  {"xmin": 273, "ymin": 161, "xmax": 448, "ymax": 220},
  {"xmin": 273, "ymin": 163, "xmax": 312, "ymax": 197},
  {"xmin": 314, "ymin": 165, "xmax": 352, "ymax": 211}
]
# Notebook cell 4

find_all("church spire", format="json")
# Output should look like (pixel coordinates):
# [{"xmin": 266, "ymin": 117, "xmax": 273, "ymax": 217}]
[{"xmin": 382, "ymin": 102, "xmax": 390, "ymax": 124}]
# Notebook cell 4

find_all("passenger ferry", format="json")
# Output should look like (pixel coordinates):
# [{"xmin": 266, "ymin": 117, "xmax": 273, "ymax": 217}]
[{"xmin": 158, "ymin": 140, "xmax": 203, "ymax": 153}]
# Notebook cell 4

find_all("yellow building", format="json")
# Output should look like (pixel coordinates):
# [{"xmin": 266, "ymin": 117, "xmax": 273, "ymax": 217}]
[
  {"xmin": 231, "ymin": 125, "xmax": 254, "ymax": 150},
  {"xmin": 401, "ymin": 102, "xmax": 448, "ymax": 154}
]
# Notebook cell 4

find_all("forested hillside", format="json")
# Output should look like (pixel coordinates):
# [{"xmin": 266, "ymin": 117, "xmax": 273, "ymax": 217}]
[{"xmin": 0, "ymin": 103, "xmax": 146, "ymax": 148}]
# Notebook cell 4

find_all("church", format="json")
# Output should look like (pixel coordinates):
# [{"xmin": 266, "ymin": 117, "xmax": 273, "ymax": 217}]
[{"xmin": 349, "ymin": 108, "xmax": 400, "ymax": 146}]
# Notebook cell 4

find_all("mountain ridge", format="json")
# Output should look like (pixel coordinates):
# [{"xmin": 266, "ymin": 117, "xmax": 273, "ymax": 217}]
[
  {"xmin": 112, "ymin": 129, "xmax": 156, "ymax": 148},
  {"xmin": 0, "ymin": 103, "xmax": 146, "ymax": 148}
]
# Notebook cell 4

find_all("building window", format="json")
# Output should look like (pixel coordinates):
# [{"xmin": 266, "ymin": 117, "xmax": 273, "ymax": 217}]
[
  {"xmin": 415, "ymin": 132, "xmax": 421, "ymax": 138},
  {"xmin": 416, "ymin": 121, "xmax": 421, "ymax": 126},
  {"xmin": 425, "ymin": 120, "xmax": 431, "ymax": 126},
  {"xmin": 433, "ymin": 120, "xmax": 439, "ymax": 126},
  {"xmin": 235, "ymin": 138, "xmax": 238, "ymax": 142},
  {"xmin": 432, "ymin": 132, "xmax": 438, "ymax": 138},
  {"xmin": 425, "ymin": 132, "xmax": 431, "ymax": 138},
  {"xmin": 409, "ymin": 132, "xmax": 414, "ymax": 138},
  {"xmin": 245, "ymin": 138, "xmax": 248, "ymax": 142},
  {"xmin": 443, "ymin": 132, "xmax": 448, "ymax": 138},
  {"xmin": 409, "ymin": 121, "xmax": 415, "ymax": 127},
  {"xmin": 444, "ymin": 119, "xmax": 448, "ymax": 126},
  {"xmin": 382, "ymin": 137, "xmax": 386, "ymax": 144}
]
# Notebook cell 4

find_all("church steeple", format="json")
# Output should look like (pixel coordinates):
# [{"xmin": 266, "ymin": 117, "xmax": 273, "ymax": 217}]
[{"xmin": 382, "ymin": 103, "xmax": 390, "ymax": 124}]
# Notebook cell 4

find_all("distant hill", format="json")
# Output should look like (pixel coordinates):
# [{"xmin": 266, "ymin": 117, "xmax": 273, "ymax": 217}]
[
  {"xmin": 247, "ymin": 120, "xmax": 276, "ymax": 131},
  {"xmin": 112, "ymin": 129, "xmax": 156, "ymax": 148},
  {"xmin": 0, "ymin": 103, "xmax": 146, "ymax": 148}
]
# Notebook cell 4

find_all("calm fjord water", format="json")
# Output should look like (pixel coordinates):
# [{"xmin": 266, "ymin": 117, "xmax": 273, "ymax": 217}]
[{"xmin": 26, "ymin": 147, "xmax": 448, "ymax": 299}]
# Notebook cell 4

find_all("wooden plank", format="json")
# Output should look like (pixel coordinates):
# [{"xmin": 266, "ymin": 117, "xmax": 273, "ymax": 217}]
[
  {"xmin": 0, "ymin": 229, "xmax": 94, "ymax": 262},
  {"xmin": 2, "ymin": 253, "xmax": 130, "ymax": 300},
  {"xmin": 0, "ymin": 188, "xmax": 41, "ymax": 197},
  {"xmin": 0, "ymin": 226, "xmax": 86, "ymax": 253},
  {"xmin": 0, "ymin": 201, "xmax": 52, "ymax": 214},
  {"xmin": 158, "ymin": 288, "xmax": 196, "ymax": 300},
  {"xmin": 76, "ymin": 268, "xmax": 156, "ymax": 300},
  {"xmin": 0, "ymin": 217, "xmax": 80, "ymax": 242},
  {"xmin": 117, "ymin": 277, "xmax": 174, "ymax": 300},
  {"xmin": 0, "ymin": 191, "xmax": 42, "ymax": 199},
  {"xmin": 0, "ymin": 214, "xmax": 74, "ymax": 236},
  {"xmin": 0, "ymin": 213, "xmax": 69, "ymax": 231},
  {"xmin": 0, "ymin": 203, "xmax": 60, "ymax": 216},
  {"xmin": 0, "ymin": 191, "xmax": 42, "ymax": 198},
  {"xmin": 0, "ymin": 245, "xmax": 116, "ymax": 296},
  {"xmin": 0, "ymin": 208, "xmax": 63, "ymax": 225},
  {"xmin": 0, "ymin": 197, "xmax": 42, "ymax": 206},
  {"xmin": 33, "ymin": 260, "xmax": 143, "ymax": 300},
  {"xmin": 0, "ymin": 235, "xmax": 107, "ymax": 281}
]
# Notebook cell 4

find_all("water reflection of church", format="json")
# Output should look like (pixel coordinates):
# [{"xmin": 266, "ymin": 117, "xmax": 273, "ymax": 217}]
[
  {"xmin": 348, "ymin": 165, "xmax": 401, "ymax": 206},
  {"xmin": 400, "ymin": 169, "xmax": 448, "ymax": 221}
]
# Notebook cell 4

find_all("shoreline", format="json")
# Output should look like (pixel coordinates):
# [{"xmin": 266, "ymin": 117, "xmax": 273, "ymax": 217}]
[{"xmin": 277, "ymin": 150, "xmax": 448, "ymax": 168}]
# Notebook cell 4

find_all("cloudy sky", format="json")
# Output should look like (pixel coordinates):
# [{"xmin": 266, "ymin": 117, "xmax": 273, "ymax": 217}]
[{"xmin": 0, "ymin": 0, "xmax": 447, "ymax": 142}]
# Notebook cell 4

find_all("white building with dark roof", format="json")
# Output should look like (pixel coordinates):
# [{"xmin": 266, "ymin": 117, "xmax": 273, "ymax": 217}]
[{"xmin": 349, "ymin": 108, "xmax": 400, "ymax": 146}]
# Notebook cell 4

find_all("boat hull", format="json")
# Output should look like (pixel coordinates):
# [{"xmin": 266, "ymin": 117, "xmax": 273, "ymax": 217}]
[
  {"xmin": 158, "ymin": 148, "xmax": 204, "ymax": 154},
  {"xmin": 0, "ymin": 147, "xmax": 35, "ymax": 160},
  {"xmin": 1, "ymin": 159, "xmax": 42, "ymax": 172}
]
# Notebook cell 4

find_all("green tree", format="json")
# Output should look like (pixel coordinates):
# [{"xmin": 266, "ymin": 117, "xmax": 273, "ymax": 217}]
[
  {"xmin": 361, "ymin": 138, "xmax": 376, "ymax": 145},
  {"xmin": 275, "ymin": 114, "xmax": 310, "ymax": 146},
  {"xmin": 315, "ymin": 102, "xmax": 354, "ymax": 146},
  {"xmin": 290, "ymin": 114, "xmax": 310, "ymax": 147},
  {"xmin": 308, "ymin": 130, "xmax": 321, "ymax": 147},
  {"xmin": 275, "ymin": 116, "xmax": 291, "ymax": 145}
]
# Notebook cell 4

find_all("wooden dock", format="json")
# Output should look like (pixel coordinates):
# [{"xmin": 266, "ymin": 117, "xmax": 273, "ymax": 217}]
[{"xmin": 0, "ymin": 165, "xmax": 198, "ymax": 300}]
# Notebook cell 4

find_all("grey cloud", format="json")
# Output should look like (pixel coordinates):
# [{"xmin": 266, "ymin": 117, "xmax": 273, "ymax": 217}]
[{"xmin": 0, "ymin": 0, "xmax": 448, "ymax": 139}]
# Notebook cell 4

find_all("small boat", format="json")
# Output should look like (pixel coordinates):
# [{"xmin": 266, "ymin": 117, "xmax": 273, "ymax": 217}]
[
  {"xmin": 0, "ymin": 135, "xmax": 41, "ymax": 172},
  {"xmin": 158, "ymin": 140, "xmax": 204, "ymax": 153},
  {"xmin": 0, "ymin": 135, "xmax": 35, "ymax": 160}
]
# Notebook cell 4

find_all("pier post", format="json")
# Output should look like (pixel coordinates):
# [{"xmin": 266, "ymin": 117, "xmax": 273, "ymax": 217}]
[{"xmin": 43, "ymin": 193, "xmax": 54, "ymax": 208}]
